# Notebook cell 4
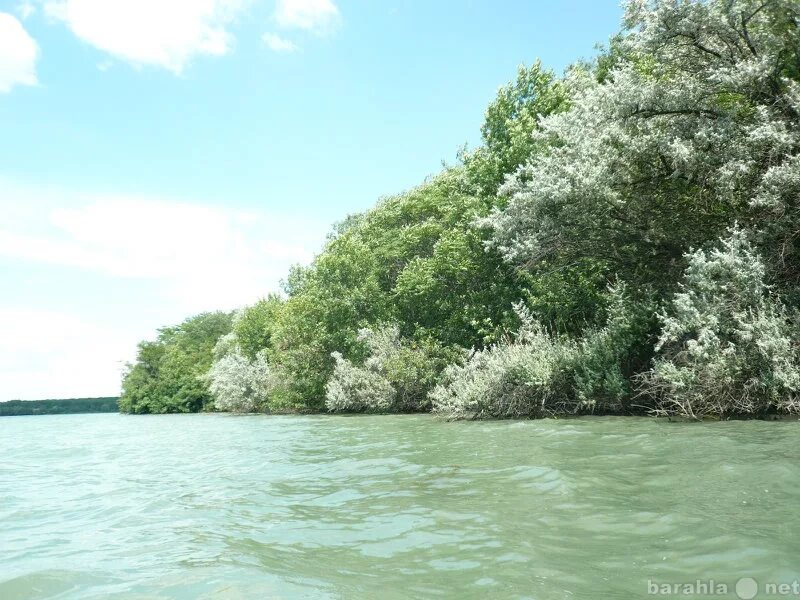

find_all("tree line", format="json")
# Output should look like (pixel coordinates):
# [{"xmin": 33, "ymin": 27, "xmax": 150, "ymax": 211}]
[
  {"xmin": 120, "ymin": 0, "xmax": 800, "ymax": 420},
  {"xmin": 0, "ymin": 398, "xmax": 120, "ymax": 416}
]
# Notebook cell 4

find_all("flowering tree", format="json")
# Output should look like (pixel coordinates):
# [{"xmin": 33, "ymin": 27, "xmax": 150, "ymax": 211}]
[{"xmin": 483, "ymin": 0, "xmax": 800, "ymax": 289}]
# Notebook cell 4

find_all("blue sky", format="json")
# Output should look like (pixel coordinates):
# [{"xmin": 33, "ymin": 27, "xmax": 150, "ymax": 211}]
[{"xmin": 0, "ymin": 0, "xmax": 622, "ymax": 400}]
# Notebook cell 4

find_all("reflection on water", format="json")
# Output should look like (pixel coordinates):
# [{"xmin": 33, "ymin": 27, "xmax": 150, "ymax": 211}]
[{"xmin": 1, "ymin": 413, "xmax": 799, "ymax": 599}]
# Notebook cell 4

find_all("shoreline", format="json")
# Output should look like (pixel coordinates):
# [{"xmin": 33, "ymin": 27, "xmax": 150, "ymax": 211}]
[{"xmin": 117, "ymin": 409, "xmax": 800, "ymax": 422}]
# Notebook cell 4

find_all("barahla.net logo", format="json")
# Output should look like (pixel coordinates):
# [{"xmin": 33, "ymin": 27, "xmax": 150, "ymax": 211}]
[{"xmin": 647, "ymin": 578, "xmax": 800, "ymax": 598}]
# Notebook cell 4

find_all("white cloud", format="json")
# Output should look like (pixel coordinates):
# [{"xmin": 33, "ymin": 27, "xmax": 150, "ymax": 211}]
[
  {"xmin": 17, "ymin": 2, "xmax": 36, "ymax": 19},
  {"xmin": 0, "ymin": 12, "xmax": 38, "ymax": 93},
  {"xmin": 274, "ymin": 0, "xmax": 339, "ymax": 34},
  {"xmin": 0, "ymin": 308, "xmax": 133, "ymax": 400},
  {"xmin": 262, "ymin": 32, "xmax": 297, "ymax": 53},
  {"xmin": 0, "ymin": 194, "xmax": 324, "ymax": 312},
  {"xmin": 0, "ymin": 181, "xmax": 330, "ymax": 400},
  {"xmin": 43, "ymin": 0, "xmax": 248, "ymax": 73}
]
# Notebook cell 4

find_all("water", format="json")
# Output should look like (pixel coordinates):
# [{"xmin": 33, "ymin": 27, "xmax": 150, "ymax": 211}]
[{"xmin": 1, "ymin": 414, "xmax": 798, "ymax": 599}]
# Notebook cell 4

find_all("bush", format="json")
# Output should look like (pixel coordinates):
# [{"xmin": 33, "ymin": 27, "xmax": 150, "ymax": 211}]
[
  {"xmin": 325, "ymin": 326, "xmax": 458, "ymax": 413},
  {"xmin": 430, "ymin": 304, "xmax": 577, "ymax": 419},
  {"xmin": 430, "ymin": 289, "xmax": 660, "ymax": 419},
  {"xmin": 325, "ymin": 350, "xmax": 396, "ymax": 413},
  {"xmin": 640, "ymin": 229, "xmax": 800, "ymax": 418},
  {"xmin": 569, "ymin": 284, "xmax": 657, "ymax": 413},
  {"xmin": 207, "ymin": 349, "xmax": 276, "ymax": 413}
]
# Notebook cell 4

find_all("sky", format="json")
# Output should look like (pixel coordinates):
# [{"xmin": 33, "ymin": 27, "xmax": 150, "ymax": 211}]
[{"xmin": 0, "ymin": 0, "xmax": 623, "ymax": 401}]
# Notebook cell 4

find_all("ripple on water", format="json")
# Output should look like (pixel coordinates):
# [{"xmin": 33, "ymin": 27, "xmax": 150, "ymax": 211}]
[{"xmin": 1, "ymin": 414, "xmax": 799, "ymax": 599}]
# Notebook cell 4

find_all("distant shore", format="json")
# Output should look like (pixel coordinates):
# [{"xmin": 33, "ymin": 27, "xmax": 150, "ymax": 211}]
[{"xmin": 0, "ymin": 397, "xmax": 119, "ymax": 417}]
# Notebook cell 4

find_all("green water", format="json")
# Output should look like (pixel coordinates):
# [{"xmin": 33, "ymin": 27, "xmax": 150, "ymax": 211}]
[{"xmin": 1, "ymin": 414, "xmax": 798, "ymax": 599}]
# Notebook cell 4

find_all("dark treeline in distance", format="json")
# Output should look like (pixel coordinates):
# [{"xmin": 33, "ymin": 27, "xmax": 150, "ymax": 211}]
[
  {"xmin": 120, "ymin": 0, "xmax": 800, "ymax": 420},
  {"xmin": 0, "ymin": 398, "xmax": 120, "ymax": 417}
]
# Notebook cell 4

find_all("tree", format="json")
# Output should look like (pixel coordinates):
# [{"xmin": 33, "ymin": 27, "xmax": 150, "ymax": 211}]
[
  {"xmin": 484, "ymin": 0, "xmax": 800, "ymax": 293},
  {"xmin": 270, "ymin": 233, "xmax": 391, "ymax": 409},
  {"xmin": 120, "ymin": 0, "xmax": 800, "ymax": 420},
  {"xmin": 270, "ymin": 170, "xmax": 526, "ymax": 410},
  {"xmin": 119, "ymin": 312, "xmax": 233, "ymax": 414},
  {"xmin": 232, "ymin": 295, "xmax": 283, "ymax": 360},
  {"xmin": 462, "ymin": 61, "xmax": 570, "ymax": 198}
]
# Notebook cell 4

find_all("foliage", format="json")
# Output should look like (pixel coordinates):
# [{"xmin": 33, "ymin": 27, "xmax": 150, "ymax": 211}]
[
  {"xmin": 325, "ymin": 326, "xmax": 461, "ymax": 413},
  {"xmin": 232, "ymin": 295, "xmax": 283, "ymax": 361},
  {"xmin": 122, "ymin": 0, "xmax": 800, "ymax": 421},
  {"xmin": 483, "ymin": 0, "xmax": 800, "ymax": 293},
  {"xmin": 269, "ymin": 60, "xmax": 577, "ymax": 412},
  {"xmin": 431, "ymin": 288, "xmax": 659, "ymax": 420},
  {"xmin": 569, "ymin": 284, "xmax": 658, "ymax": 411},
  {"xmin": 119, "ymin": 312, "xmax": 233, "ymax": 414},
  {"xmin": 462, "ymin": 61, "xmax": 570, "ymax": 197},
  {"xmin": 270, "ymin": 234, "xmax": 391, "ymax": 410},
  {"xmin": 207, "ymin": 348, "xmax": 275, "ymax": 413},
  {"xmin": 326, "ymin": 350, "xmax": 396, "ymax": 413},
  {"xmin": 271, "ymin": 170, "xmax": 528, "ymax": 410},
  {"xmin": 640, "ymin": 229, "xmax": 800, "ymax": 418},
  {"xmin": 430, "ymin": 305, "xmax": 578, "ymax": 419},
  {"xmin": 375, "ymin": 331, "xmax": 462, "ymax": 412}
]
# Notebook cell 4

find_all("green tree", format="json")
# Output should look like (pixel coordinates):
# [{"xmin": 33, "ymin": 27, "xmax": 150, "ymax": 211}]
[
  {"xmin": 463, "ymin": 61, "xmax": 570, "ymax": 198},
  {"xmin": 233, "ymin": 294, "xmax": 284, "ymax": 360},
  {"xmin": 119, "ymin": 312, "xmax": 233, "ymax": 414}
]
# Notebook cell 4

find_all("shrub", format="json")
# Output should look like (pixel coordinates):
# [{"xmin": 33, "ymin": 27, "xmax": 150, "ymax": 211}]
[
  {"xmin": 325, "ymin": 351, "xmax": 396, "ymax": 413},
  {"xmin": 325, "ymin": 326, "xmax": 459, "ymax": 413},
  {"xmin": 430, "ymin": 289, "xmax": 661, "ymax": 420},
  {"xmin": 430, "ymin": 304, "xmax": 577, "ymax": 419},
  {"xmin": 207, "ymin": 349, "xmax": 275, "ymax": 413},
  {"xmin": 640, "ymin": 229, "xmax": 800, "ymax": 418},
  {"xmin": 569, "ymin": 284, "xmax": 657, "ymax": 413}
]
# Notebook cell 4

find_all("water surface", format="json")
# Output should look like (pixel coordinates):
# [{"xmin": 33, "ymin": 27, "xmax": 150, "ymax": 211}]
[{"xmin": 1, "ymin": 414, "xmax": 798, "ymax": 599}]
